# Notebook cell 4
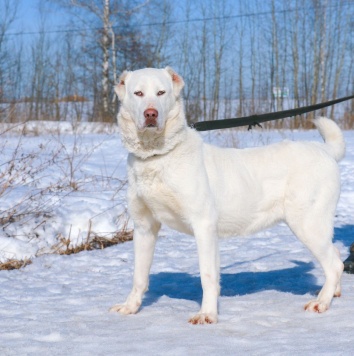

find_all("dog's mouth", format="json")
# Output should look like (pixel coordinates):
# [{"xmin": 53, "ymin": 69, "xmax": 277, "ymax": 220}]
[
  {"xmin": 141, "ymin": 116, "xmax": 163, "ymax": 132},
  {"xmin": 140, "ymin": 123, "xmax": 158, "ymax": 131},
  {"xmin": 146, "ymin": 123, "xmax": 157, "ymax": 128},
  {"xmin": 138, "ymin": 122, "xmax": 164, "ymax": 134},
  {"xmin": 144, "ymin": 116, "xmax": 158, "ymax": 128}
]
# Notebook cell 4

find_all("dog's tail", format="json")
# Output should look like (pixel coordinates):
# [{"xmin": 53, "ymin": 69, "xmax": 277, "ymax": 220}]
[{"xmin": 313, "ymin": 117, "xmax": 345, "ymax": 162}]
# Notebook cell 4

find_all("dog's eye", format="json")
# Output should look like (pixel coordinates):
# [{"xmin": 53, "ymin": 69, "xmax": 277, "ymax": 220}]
[
  {"xmin": 134, "ymin": 91, "xmax": 143, "ymax": 97},
  {"xmin": 157, "ymin": 90, "xmax": 166, "ymax": 96}
]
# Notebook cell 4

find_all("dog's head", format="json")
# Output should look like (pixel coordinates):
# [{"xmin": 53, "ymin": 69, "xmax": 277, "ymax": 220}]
[{"xmin": 115, "ymin": 67, "xmax": 184, "ymax": 133}]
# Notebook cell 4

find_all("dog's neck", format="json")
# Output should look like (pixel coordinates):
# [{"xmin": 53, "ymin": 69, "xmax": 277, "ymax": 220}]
[{"xmin": 118, "ymin": 99, "xmax": 187, "ymax": 160}]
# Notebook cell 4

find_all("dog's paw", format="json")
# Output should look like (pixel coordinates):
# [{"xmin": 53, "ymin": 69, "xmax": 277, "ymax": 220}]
[
  {"xmin": 109, "ymin": 303, "xmax": 139, "ymax": 315},
  {"xmin": 304, "ymin": 300, "xmax": 329, "ymax": 313},
  {"xmin": 188, "ymin": 313, "xmax": 218, "ymax": 325},
  {"xmin": 334, "ymin": 290, "xmax": 341, "ymax": 298}
]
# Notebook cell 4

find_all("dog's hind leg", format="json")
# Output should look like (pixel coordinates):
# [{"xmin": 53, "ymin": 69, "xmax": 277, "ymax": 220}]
[
  {"xmin": 333, "ymin": 246, "xmax": 342, "ymax": 297},
  {"xmin": 303, "ymin": 241, "xmax": 343, "ymax": 312},
  {"xmin": 286, "ymin": 209, "xmax": 343, "ymax": 313}
]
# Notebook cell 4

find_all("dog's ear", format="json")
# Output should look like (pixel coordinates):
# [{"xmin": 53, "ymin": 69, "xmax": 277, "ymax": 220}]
[
  {"xmin": 165, "ymin": 67, "xmax": 184, "ymax": 96},
  {"xmin": 114, "ymin": 70, "xmax": 129, "ymax": 102}
]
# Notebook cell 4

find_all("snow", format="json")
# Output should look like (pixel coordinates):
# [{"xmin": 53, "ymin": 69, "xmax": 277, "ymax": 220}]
[
  {"xmin": 0, "ymin": 122, "xmax": 353, "ymax": 355},
  {"xmin": 0, "ymin": 123, "xmax": 128, "ymax": 260}
]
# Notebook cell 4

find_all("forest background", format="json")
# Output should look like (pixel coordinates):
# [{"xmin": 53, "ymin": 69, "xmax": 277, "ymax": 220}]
[{"xmin": 0, "ymin": 0, "xmax": 353, "ymax": 128}]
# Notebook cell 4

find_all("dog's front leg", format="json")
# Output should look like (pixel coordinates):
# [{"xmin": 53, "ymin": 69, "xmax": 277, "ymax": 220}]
[
  {"xmin": 189, "ymin": 220, "xmax": 220, "ymax": 325},
  {"xmin": 110, "ymin": 212, "xmax": 160, "ymax": 315}
]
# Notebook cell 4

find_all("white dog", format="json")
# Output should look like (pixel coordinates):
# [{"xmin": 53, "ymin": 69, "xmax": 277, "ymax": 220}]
[{"xmin": 110, "ymin": 67, "xmax": 345, "ymax": 324}]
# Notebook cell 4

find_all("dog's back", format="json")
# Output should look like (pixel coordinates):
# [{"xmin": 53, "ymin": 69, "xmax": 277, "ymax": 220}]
[{"xmin": 202, "ymin": 117, "xmax": 343, "ymax": 237}]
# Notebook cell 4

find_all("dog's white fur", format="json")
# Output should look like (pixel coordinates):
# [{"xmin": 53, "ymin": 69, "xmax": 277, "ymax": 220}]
[{"xmin": 110, "ymin": 67, "xmax": 345, "ymax": 324}]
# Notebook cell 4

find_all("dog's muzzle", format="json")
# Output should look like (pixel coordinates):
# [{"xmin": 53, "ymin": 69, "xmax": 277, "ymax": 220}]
[{"xmin": 144, "ymin": 108, "xmax": 158, "ymax": 128}]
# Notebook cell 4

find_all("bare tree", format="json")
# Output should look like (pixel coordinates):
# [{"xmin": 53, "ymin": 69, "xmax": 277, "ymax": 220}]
[
  {"xmin": 236, "ymin": 17, "xmax": 245, "ymax": 117},
  {"xmin": 0, "ymin": 0, "xmax": 19, "ymax": 106},
  {"xmin": 330, "ymin": 2, "xmax": 350, "ymax": 118},
  {"xmin": 175, "ymin": 0, "xmax": 200, "ymax": 123},
  {"xmin": 2, "ymin": 0, "xmax": 354, "ymax": 126},
  {"xmin": 210, "ymin": 0, "xmax": 228, "ymax": 120},
  {"xmin": 271, "ymin": 0, "xmax": 281, "ymax": 113},
  {"xmin": 319, "ymin": 0, "xmax": 328, "ymax": 116},
  {"xmin": 51, "ymin": 0, "xmax": 150, "ymax": 122},
  {"xmin": 66, "ymin": 0, "xmax": 119, "ymax": 121},
  {"xmin": 200, "ymin": 3, "xmax": 209, "ymax": 121}
]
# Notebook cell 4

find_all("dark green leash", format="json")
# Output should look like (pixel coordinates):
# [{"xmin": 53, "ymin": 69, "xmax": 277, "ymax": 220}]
[{"xmin": 190, "ymin": 94, "xmax": 354, "ymax": 131}]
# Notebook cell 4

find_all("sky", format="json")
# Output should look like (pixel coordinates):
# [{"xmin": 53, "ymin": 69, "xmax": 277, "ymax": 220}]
[{"xmin": 11, "ymin": 0, "xmax": 64, "ymax": 34}]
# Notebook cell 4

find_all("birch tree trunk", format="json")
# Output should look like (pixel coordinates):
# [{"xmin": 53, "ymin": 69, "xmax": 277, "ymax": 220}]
[
  {"xmin": 237, "ymin": 26, "xmax": 244, "ymax": 117},
  {"xmin": 271, "ymin": 0, "xmax": 280, "ymax": 114},
  {"xmin": 0, "ymin": 0, "xmax": 19, "ymax": 107},
  {"xmin": 319, "ymin": 0, "xmax": 327, "ymax": 116},
  {"xmin": 330, "ymin": 3, "xmax": 349, "ymax": 119},
  {"xmin": 291, "ymin": 0, "xmax": 300, "ymax": 127},
  {"xmin": 101, "ymin": 0, "xmax": 110, "ymax": 120}
]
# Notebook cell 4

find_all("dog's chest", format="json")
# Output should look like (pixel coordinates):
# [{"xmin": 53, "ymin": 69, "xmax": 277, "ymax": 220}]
[
  {"xmin": 132, "ymin": 161, "xmax": 167, "ymax": 194},
  {"xmin": 130, "ymin": 160, "xmax": 186, "ymax": 228}
]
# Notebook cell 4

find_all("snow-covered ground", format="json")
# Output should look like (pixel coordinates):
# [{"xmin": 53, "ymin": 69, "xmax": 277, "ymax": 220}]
[{"xmin": 0, "ymin": 122, "xmax": 353, "ymax": 355}]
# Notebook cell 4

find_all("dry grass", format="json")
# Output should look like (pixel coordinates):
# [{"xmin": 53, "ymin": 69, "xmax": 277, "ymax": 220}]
[
  {"xmin": 0, "ymin": 258, "xmax": 32, "ymax": 271},
  {"xmin": 0, "ymin": 229, "xmax": 134, "ymax": 271},
  {"xmin": 56, "ymin": 229, "xmax": 134, "ymax": 256},
  {"xmin": 90, "ymin": 230, "xmax": 134, "ymax": 249}
]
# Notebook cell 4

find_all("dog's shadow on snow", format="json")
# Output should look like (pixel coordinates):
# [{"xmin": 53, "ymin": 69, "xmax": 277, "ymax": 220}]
[
  {"xmin": 334, "ymin": 225, "xmax": 354, "ymax": 249},
  {"xmin": 142, "ymin": 226, "xmax": 354, "ymax": 308},
  {"xmin": 143, "ymin": 260, "xmax": 319, "ymax": 308}
]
